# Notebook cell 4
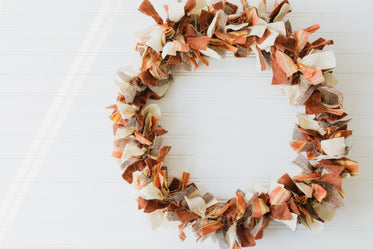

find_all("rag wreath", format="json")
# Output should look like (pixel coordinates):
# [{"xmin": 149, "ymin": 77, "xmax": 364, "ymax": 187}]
[{"xmin": 108, "ymin": 0, "xmax": 359, "ymax": 248}]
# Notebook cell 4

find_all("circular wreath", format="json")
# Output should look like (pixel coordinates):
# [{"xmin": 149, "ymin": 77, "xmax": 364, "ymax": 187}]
[{"xmin": 108, "ymin": 0, "xmax": 359, "ymax": 248}]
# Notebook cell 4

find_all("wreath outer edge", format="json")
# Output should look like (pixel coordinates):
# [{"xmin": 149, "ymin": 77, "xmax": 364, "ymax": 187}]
[{"xmin": 108, "ymin": 0, "xmax": 359, "ymax": 248}]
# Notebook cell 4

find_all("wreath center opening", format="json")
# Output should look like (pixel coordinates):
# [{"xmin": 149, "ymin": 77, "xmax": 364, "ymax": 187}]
[{"xmin": 156, "ymin": 57, "xmax": 298, "ymax": 200}]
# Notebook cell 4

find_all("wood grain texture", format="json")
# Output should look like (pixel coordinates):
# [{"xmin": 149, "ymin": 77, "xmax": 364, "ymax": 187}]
[{"xmin": 0, "ymin": 0, "xmax": 372, "ymax": 248}]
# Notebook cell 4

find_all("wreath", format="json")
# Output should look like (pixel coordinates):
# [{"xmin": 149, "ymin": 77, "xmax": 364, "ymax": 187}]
[{"xmin": 107, "ymin": 0, "xmax": 359, "ymax": 248}]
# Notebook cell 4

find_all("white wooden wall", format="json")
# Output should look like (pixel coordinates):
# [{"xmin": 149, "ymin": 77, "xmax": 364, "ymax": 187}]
[{"xmin": 0, "ymin": 0, "xmax": 372, "ymax": 248}]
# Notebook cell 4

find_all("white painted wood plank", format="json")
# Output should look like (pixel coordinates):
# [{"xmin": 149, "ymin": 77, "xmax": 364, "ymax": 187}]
[
  {"xmin": 3, "ymin": 0, "xmax": 371, "ymax": 14},
  {"xmin": 1, "ymin": 33, "xmax": 371, "ymax": 54},
  {"xmin": 3, "ymin": 12, "xmax": 371, "ymax": 34}
]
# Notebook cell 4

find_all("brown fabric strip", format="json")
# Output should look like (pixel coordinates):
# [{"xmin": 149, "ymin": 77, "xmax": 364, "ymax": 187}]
[
  {"xmin": 304, "ymin": 90, "xmax": 324, "ymax": 114},
  {"xmin": 198, "ymin": 10, "xmax": 215, "ymax": 29},
  {"xmin": 271, "ymin": 47, "xmax": 287, "ymax": 85},
  {"xmin": 138, "ymin": 0, "xmax": 163, "ymax": 25},
  {"xmin": 269, "ymin": 0, "xmax": 290, "ymax": 22},
  {"xmin": 187, "ymin": 36, "xmax": 211, "ymax": 50},
  {"xmin": 137, "ymin": 70, "xmax": 158, "ymax": 87},
  {"xmin": 237, "ymin": 222, "xmax": 256, "ymax": 247},
  {"xmin": 137, "ymin": 197, "xmax": 169, "ymax": 213},
  {"xmin": 175, "ymin": 208, "xmax": 200, "ymax": 223},
  {"xmin": 275, "ymin": 35, "xmax": 297, "ymax": 52},
  {"xmin": 270, "ymin": 204, "xmax": 292, "ymax": 220},
  {"xmin": 184, "ymin": 0, "xmax": 197, "ymax": 13},
  {"xmin": 278, "ymin": 173, "xmax": 302, "ymax": 195},
  {"xmin": 122, "ymin": 159, "xmax": 146, "ymax": 183}
]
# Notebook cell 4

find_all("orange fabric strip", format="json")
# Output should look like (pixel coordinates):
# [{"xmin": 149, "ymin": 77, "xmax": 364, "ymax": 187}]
[
  {"xmin": 275, "ymin": 50, "xmax": 298, "ymax": 77},
  {"xmin": 251, "ymin": 197, "xmax": 270, "ymax": 218}
]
